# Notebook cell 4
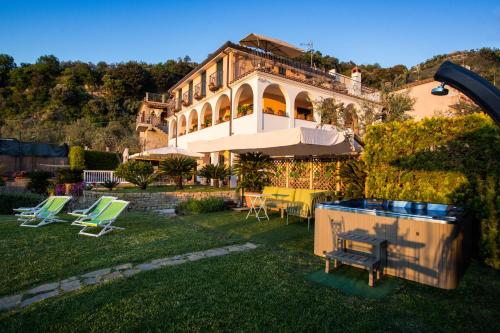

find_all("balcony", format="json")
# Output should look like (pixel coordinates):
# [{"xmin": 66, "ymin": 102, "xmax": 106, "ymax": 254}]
[
  {"xmin": 182, "ymin": 91, "xmax": 192, "ymax": 107},
  {"xmin": 136, "ymin": 113, "xmax": 169, "ymax": 134},
  {"xmin": 194, "ymin": 83, "xmax": 204, "ymax": 100},
  {"xmin": 209, "ymin": 71, "xmax": 223, "ymax": 91},
  {"xmin": 231, "ymin": 47, "xmax": 380, "ymax": 103},
  {"xmin": 144, "ymin": 92, "xmax": 171, "ymax": 107},
  {"xmin": 167, "ymin": 98, "xmax": 181, "ymax": 112}
]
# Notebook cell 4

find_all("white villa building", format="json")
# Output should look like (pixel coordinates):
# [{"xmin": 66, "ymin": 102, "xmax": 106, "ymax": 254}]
[{"xmin": 136, "ymin": 34, "xmax": 380, "ymax": 165}]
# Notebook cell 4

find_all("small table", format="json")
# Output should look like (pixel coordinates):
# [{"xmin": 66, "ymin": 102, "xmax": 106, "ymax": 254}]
[{"xmin": 245, "ymin": 193, "xmax": 270, "ymax": 221}]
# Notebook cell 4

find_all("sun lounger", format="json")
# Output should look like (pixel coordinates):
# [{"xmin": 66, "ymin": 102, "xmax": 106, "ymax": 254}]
[
  {"xmin": 69, "ymin": 196, "xmax": 117, "ymax": 225},
  {"xmin": 13, "ymin": 196, "xmax": 55, "ymax": 214},
  {"xmin": 72, "ymin": 200, "xmax": 129, "ymax": 237},
  {"xmin": 17, "ymin": 196, "xmax": 72, "ymax": 228}
]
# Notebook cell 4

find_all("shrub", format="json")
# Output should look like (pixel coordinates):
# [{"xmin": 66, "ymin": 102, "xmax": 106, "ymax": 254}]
[
  {"xmin": 69, "ymin": 146, "xmax": 85, "ymax": 170},
  {"xmin": 115, "ymin": 160, "xmax": 156, "ymax": 190},
  {"xmin": 84, "ymin": 150, "xmax": 120, "ymax": 170},
  {"xmin": 199, "ymin": 164, "xmax": 231, "ymax": 187},
  {"xmin": 55, "ymin": 168, "xmax": 83, "ymax": 184},
  {"xmin": 339, "ymin": 159, "xmax": 367, "ymax": 199},
  {"xmin": 160, "ymin": 156, "xmax": 197, "ymax": 190},
  {"xmin": 176, "ymin": 197, "xmax": 226, "ymax": 215},
  {"xmin": 0, "ymin": 193, "xmax": 45, "ymax": 214},
  {"xmin": 103, "ymin": 179, "xmax": 119, "ymax": 191},
  {"xmin": 363, "ymin": 114, "xmax": 499, "ymax": 268},
  {"xmin": 27, "ymin": 171, "xmax": 53, "ymax": 195}
]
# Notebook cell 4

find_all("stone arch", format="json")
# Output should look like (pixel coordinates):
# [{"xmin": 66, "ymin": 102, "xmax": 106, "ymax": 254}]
[
  {"xmin": 262, "ymin": 84, "xmax": 287, "ymax": 116},
  {"xmin": 215, "ymin": 94, "xmax": 231, "ymax": 124},
  {"xmin": 188, "ymin": 109, "xmax": 198, "ymax": 132},
  {"xmin": 169, "ymin": 119, "xmax": 177, "ymax": 139},
  {"xmin": 200, "ymin": 103, "xmax": 213, "ymax": 128},
  {"xmin": 178, "ymin": 114, "xmax": 187, "ymax": 136},
  {"xmin": 294, "ymin": 91, "xmax": 314, "ymax": 121},
  {"xmin": 234, "ymin": 83, "xmax": 254, "ymax": 118}
]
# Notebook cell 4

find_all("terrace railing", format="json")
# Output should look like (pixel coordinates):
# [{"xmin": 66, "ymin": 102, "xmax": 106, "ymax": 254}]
[{"xmin": 144, "ymin": 92, "xmax": 169, "ymax": 104}]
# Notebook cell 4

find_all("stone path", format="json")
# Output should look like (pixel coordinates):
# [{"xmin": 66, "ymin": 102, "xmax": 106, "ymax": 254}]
[{"xmin": 0, "ymin": 242, "xmax": 258, "ymax": 312}]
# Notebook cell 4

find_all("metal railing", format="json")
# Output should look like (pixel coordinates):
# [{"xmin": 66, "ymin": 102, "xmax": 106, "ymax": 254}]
[
  {"xmin": 182, "ymin": 91, "xmax": 192, "ymax": 106},
  {"xmin": 209, "ymin": 71, "xmax": 223, "ymax": 91},
  {"xmin": 83, "ymin": 170, "xmax": 126, "ymax": 184},
  {"xmin": 144, "ymin": 92, "xmax": 169, "ymax": 103}
]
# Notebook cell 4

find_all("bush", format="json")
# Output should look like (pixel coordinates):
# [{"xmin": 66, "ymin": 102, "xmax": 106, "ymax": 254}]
[
  {"xmin": 363, "ymin": 114, "xmax": 499, "ymax": 268},
  {"xmin": 69, "ymin": 146, "xmax": 85, "ymax": 170},
  {"xmin": 176, "ymin": 197, "xmax": 226, "ymax": 215},
  {"xmin": 27, "ymin": 171, "xmax": 53, "ymax": 194},
  {"xmin": 55, "ymin": 168, "xmax": 83, "ymax": 184},
  {"xmin": 0, "ymin": 193, "xmax": 45, "ymax": 214},
  {"xmin": 115, "ymin": 160, "xmax": 156, "ymax": 190},
  {"xmin": 199, "ymin": 164, "xmax": 231, "ymax": 187},
  {"xmin": 103, "ymin": 179, "xmax": 119, "ymax": 191},
  {"xmin": 339, "ymin": 159, "xmax": 366, "ymax": 199},
  {"xmin": 160, "ymin": 156, "xmax": 197, "ymax": 190},
  {"xmin": 84, "ymin": 150, "xmax": 120, "ymax": 170},
  {"xmin": 233, "ymin": 152, "xmax": 274, "ymax": 192}
]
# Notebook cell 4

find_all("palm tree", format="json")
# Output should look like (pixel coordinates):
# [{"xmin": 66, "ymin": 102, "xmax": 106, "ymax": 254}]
[
  {"xmin": 160, "ymin": 156, "xmax": 197, "ymax": 190},
  {"xmin": 198, "ymin": 164, "xmax": 231, "ymax": 187},
  {"xmin": 232, "ymin": 152, "xmax": 274, "ymax": 193}
]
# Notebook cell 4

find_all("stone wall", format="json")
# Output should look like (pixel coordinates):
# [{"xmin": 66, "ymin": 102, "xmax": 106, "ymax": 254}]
[{"xmin": 80, "ymin": 190, "xmax": 238, "ymax": 211}]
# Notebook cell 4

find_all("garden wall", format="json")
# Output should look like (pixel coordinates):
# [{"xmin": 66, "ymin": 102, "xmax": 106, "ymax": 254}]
[
  {"xmin": 363, "ymin": 114, "xmax": 499, "ymax": 268},
  {"xmin": 80, "ymin": 190, "xmax": 238, "ymax": 211}
]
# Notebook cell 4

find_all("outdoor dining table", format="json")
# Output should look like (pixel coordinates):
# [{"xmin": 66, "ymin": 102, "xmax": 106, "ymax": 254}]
[{"xmin": 245, "ymin": 193, "xmax": 270, "ymax": 221}]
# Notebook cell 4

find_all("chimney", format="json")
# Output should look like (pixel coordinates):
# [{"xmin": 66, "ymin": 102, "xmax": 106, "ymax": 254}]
[{"xmin": 350, "ymin": 66, "xmax": 362, "ymax": 95}]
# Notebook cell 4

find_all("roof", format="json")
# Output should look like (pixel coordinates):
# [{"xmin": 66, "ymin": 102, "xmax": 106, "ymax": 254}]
[{"xmin": 239, "ymin": 33, "xmax": 304, "ymax": 58}]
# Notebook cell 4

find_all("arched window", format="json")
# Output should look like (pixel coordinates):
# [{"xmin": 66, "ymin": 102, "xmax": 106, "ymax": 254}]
[
  {"xmin": 294, "ymin": 92, "xmax": 314, "ymax": 121},
  {"xmin": 178, "ymin": 115, "xmax": 187, "ymax": 136},
  {"xmin": 201, "ymin": 103, "xmax": 213, "ymax": 128},
  {"xmin": 262, "ymin": 84, "xmax": 286, "ymax": 116},
  {"xmin": 188, "ymin": 109, "xmax": 198, "ymax": 132},
  {"xmin": 215, "ymin": 95, "xmax": 231, "ymax": 124},
  {"xmin": 234, "ymin": 84, "xmax": 254, "ymax": 118}
]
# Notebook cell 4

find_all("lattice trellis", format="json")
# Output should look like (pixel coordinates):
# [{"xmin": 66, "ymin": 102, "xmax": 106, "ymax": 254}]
[{"xmin": 269, "ymin": 157, "xmax": 353, "ymax": 191}]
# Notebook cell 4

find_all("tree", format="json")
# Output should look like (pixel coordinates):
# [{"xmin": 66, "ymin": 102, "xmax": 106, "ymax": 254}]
[
  {"xmin": 0, "ymin": 54, "xmax": 15, "ymax": 87},
  {"xmin": 115, "ymin": 160, "xmax": 157, "ymax": 190},
  {"xmin": 380, "ymin": 89, "xmax": 415, "ymax": 122},
  {"xmin": 339, "ymin": 159, "xmax": 367, "ymax": 198},
  {"xmin": 199, "ymin": 164, "xmax": 231, "ymax": 187},
  {"xmin": 314, "ymin": 97, "xmax": 348, "ymax": 129},
  {"xmin": 69, "ymin": 146, "xmax": 85, "ymax": 170},
  {"xmin": 232, "ymin": 152, "xmax": 274, "ymax": 193},
  {"xmin": 160, "ymin": 156, "xmax": 197, "ymax": 190}
]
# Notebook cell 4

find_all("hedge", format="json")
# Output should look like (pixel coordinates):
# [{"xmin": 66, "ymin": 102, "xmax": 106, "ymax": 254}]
[
  {"xmin": 0, "ymin": 193, "xmax": 45, "ymax": 214},
  {"xmin": 363, "ymin": 114, "xmax": 499, "ymax": 269},
  {"xmin": 84, "ymin": 150, "xmax": 120, "ymax": 170},
  {"xmin": 69, "ymin": 146, "xmax": 85, "ymax": 170}
]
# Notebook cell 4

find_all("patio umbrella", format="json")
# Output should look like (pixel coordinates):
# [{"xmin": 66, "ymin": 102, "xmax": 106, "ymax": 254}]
[
  {"xmin": 129, "ymin": 146, "xmax": 203, "ymax": 161},
  {"xmin": 187, "ymin": 127, "xmax": 362, "ymax": 157},
  {"xmin": 240, "ymin": 33, "xmax": 304, "ymax": 59}
]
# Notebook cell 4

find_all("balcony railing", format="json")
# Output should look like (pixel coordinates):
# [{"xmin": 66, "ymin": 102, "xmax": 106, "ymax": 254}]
[
  {"xmin": 231, "ymin": 47, "xmax": 380, "ymax": 102},
  {"xmin": 209, "ymin": 71, "xmax": 223, "ymax": 91},
  {"xmin": 144, "ymin": 92, "xmax": 169, "ymax": 104},
  {"xmin": 182, "ymin": 91, "xmax": 192, "ymax": 107},
  {"xmin": 136, "ymin": 113, "xmax": 169, "ymax": 134},
  {"xmin": 194, "ymin": 83, "xmax": 204, "ymax": 100}
]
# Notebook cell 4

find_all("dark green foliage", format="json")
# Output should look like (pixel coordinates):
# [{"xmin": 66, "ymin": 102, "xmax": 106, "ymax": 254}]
[
  {"xmin": 69, "ymin": 146, "xmax": 85, "ymax": 170},
  {"xmin": 55, "ymin": 168, "xmax": 83, "ymax": 184},
  {"xmin": 103, "ymin": 179, "xmax": 119, "ymax": 191},
  {"xmin": 233, "ymin": 152, "xmax": 274, "ymax": 192},
  {"xmin": 84, "ymin": 150, "xmax": 120, "ymax": 170},
  {"xmin": 115, "ymin": 160, "xmax": 156, "ymax": 190},
  {"xmin": 339, "ymin": 160, "xmax": 367, "ymax": 198},
  {"xmin": 363, "ymin": 114, "xmax": 499, "ymax": 268},
  {"xmin": 176, "ymin": 197, "xmax": 226, "ymax": 215},
  {"xmin": 27, "ymin": 171, "xmax": 53, "ymax": 194},
  {"xmin": 160, "ymin": 157, "xmax": 197, "ymax": 190},
  {"xmin": 198, "ymin": 164, "xmax": 231, "ymax": 187},
  {"xmin": 0, "ymin": 193, "xmax": 45, "ymax": 214}
]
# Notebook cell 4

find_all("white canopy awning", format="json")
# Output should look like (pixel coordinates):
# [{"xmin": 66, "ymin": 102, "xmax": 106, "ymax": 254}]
[
  {"xmin": 129, "ymin": 146, "xmax": 203, "ymax": 160},
  {"xmin": 188, "ymin": 127, "xmax": 362, "ymax": 156}
]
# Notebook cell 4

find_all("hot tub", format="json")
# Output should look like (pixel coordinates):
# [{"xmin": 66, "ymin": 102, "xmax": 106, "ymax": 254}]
[{"xmin": 314, "ymin": 199, "xmax": 471, "ymax": 289}]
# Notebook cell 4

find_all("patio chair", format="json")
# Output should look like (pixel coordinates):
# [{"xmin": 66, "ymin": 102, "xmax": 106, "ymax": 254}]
[
  {"xmin": 69, "ymin": 196, "xmax": 117, "ymax": 225},
  {"xmin": 72, "ymin": 200, "xmax": 129, "ymax": 237},
  {"xmin": 17, "ymin": 196, "xmax": 72, "ymax": 228},
  {"xmin": 13, "ymin": 196, "xmax": 55, "ymax": 214}
]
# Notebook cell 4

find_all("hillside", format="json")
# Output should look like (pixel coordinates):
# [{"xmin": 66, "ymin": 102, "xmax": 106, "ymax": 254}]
[{"xmin": 0, "ymin": 48, "xmax": 497, "ymax": 152}]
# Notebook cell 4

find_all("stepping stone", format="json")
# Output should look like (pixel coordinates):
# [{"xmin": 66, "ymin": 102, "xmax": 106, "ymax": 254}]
[
  {"xmin": 27, "ymin": 282, "xmax": 59, "ymax": 295},
  {"xmin": 113, "ymin": 263, "xmax": 133, "ymax": 271},
  {"xmin": 60, "ymin": 277, "xmax": 78, "ymax": 284},
  {"xmin": 151, "ymin": 258, "xmax": 170, "ymax": 265},
  {"xmin": 81, "ymin": 268, "xmax": 111, "ymax": 278},
  {"xmin": 162, "ymin": 258, "xmax": 187, "ymax": 266},
  {"xmin": 225, "ymin": 245, "xmax": 247, "ymax": 252},
  {"xmin": 101, "ymin": 272, "xmax": 123, "ymax": 282},
  {"xmin": 203, "ymin": 248, "xmax": 229, "ymax": 257},
  {"xmin": 0, "ymin": 294, "xmax": 22, "ymax": 311},
  {"xmin": 136, "ymin": 263, "xmax": 158, "ymax": 271},
  {"xmin": 20, "ymin": 290, "xmax": 59, "ymax": 308},
  {"xmin": 243, "ymin": 242, "xmax": 258, "ymax": 249},
  {"xmin": 60, "ymin": 280, "xmax": 81, "ymax": 293},
  {"xmin": 122, "ymin": 269, "xmax": 141, "ymax": 277},
  {"xmin": 83, "ymin": 277, "xmax": 99, "ymax": 286},
  {"xmin": 186, "ymin": 252, "xmax": 206, "ymax": 261}
]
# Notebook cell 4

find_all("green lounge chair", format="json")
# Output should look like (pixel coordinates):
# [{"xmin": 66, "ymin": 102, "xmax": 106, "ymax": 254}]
[
  {"xmin": 13, "ymin": 196, "xmax": 55, "ymax": 214},
  {"xmin": 72, "ymin": 200, "xmax": 129, "ymax": 237},
  {"xmin": 69, "ymin": 196, "xmax": 117, "ymax": 225},
  {"xmin": 17, "ymin": 196, "xmax": 72, "ymax": 228}
]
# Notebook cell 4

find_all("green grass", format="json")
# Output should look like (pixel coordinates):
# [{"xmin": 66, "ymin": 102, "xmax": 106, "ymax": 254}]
[
  {"xmin": 0, "ymin": 212, "xmax": 499, "ymax": 332},
  {"xmin": 94, "ymin": 184, "xmax": 232, "ymax": 193}
]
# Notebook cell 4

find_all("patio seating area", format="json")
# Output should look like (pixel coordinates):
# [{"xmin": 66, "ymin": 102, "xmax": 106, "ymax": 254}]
[{"xmin": 0, "ymin": 210, "xmax": 499, "ymax": 332}]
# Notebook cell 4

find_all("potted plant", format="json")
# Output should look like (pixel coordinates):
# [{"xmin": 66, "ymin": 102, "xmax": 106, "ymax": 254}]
[
  {"xmin": 160, "ymin": 156, "xmax": 197, "ymax": 190},
  {"xmin": 199, "ymin": 164, "xmax": 231, "ymax": 188},
  {"xmin": 232, "ymin": 152, "xmax": 274, "ymax": 207}
]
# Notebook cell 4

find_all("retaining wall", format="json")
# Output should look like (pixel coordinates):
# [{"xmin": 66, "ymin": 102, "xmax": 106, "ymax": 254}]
[{"xmin": 80, "ymin": 190, "xmax": 238, "ymax": 211}]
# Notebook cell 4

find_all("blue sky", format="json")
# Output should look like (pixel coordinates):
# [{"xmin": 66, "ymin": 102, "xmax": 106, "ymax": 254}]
[{"xmin": 1, "ymin": 0, "xmax": 498, "ymax": 67}]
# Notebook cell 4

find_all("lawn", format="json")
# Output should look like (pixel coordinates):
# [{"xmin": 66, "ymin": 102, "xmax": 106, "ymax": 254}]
[
  {"xmin": 94, "ymin": 184, "xmax": 231, "ymax": 193},
  {"xmin": 0, "ymin": 211, "xmax": 499, "ymax": 332}
]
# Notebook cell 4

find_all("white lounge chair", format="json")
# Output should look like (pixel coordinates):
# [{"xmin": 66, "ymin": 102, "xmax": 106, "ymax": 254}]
[
  {"xmin": 17, "ymin": 196, "xmax": 72, "ymax": 228},
  {"xmin": 72, "ymin": 200, "xmax": 129, "ymax": 237},
  {"xmin": 69, "ymin": 196, "xmax": 117, "ymax": 225}
]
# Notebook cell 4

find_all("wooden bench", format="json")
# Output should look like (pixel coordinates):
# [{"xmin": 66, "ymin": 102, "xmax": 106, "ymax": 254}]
[{"xmin": 324, "ymin": 232, "xmax": 387, "ymax": 287}]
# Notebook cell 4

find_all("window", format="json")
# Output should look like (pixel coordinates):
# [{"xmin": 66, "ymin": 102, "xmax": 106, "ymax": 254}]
[
  {"xmin": 188, "ymin": 81, "xmax": 193, "ymax": 103},
  {"xmin": 201, "ymin": 71, "xmax": 206, "ymax": 96},
  {"xmin": 216, "ymin": 59, "xmax": 223, "ymax": 86}
]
